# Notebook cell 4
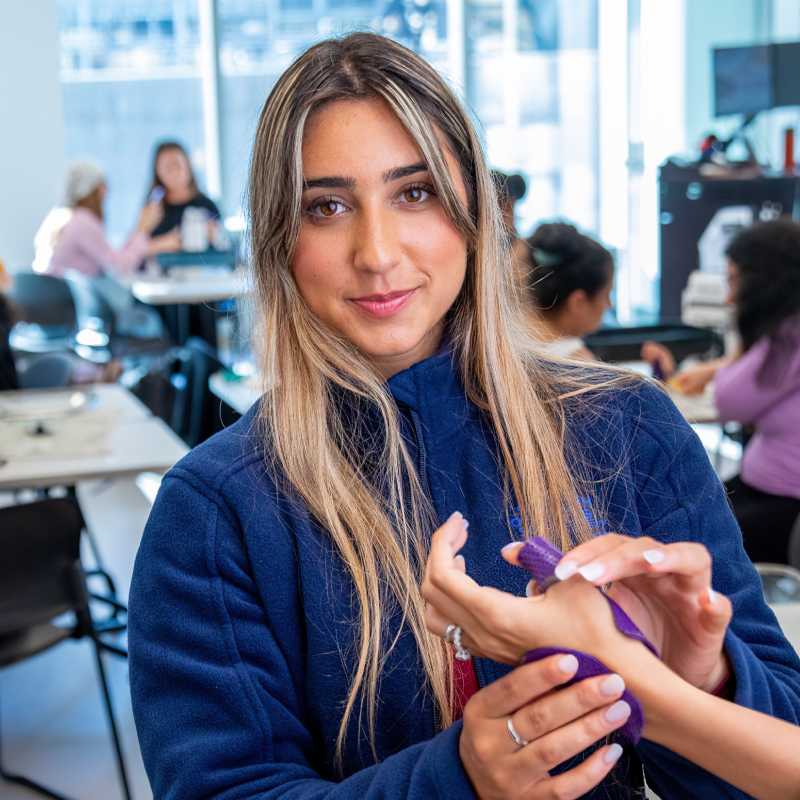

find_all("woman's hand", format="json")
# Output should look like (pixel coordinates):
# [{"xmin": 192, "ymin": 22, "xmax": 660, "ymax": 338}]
[
  {"xmin": 147, "ymin": 227, "xmax": 182, "ymax": 256},
  {"xmin": 422, "ymin": 514, "xmax": 634, "ymax": 665},
  {"xmin": 547, "ymin": 534, "xmax": 733, "ymax": 693},
  {"xmin": 672, "ymin": 360, "xmax": 722, "ymax": 395},
  {"xmin": 640, "ymin": 341, "xmax": 676, "ymax": 380},
  {"xmin": 137, "ymin": 202, "xmax": 165, "ymax": 234},
  {"xmin": 459, "ymin": 654, "xmax": 630, "ymax": 800}
]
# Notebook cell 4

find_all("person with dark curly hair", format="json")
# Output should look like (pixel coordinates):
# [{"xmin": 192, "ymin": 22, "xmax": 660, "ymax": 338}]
[
  {"xmin": 524, "ymin": 222, "xmax": 614, "ymax": 360},
  {"xmin": 712, "ymin": 219, "xmax": 800, "ymax": 564}
]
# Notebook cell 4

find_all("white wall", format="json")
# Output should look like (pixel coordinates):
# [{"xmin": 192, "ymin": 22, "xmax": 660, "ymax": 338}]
[{"xmin": 0, "ymin": 0, "xmax": 65, "ymax": 270}]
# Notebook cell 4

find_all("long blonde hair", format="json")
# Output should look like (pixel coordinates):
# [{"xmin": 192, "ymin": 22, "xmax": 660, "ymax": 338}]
[{"xmin": 248, "ymin": 32, "xmax": 623, "ymax": 769}]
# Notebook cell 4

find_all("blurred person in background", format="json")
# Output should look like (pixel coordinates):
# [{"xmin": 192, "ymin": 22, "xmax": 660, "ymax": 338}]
[
  {"xmin": 148, "ymin": 141, "xmax": 220, "ymax": 246},
  {"xmin": 491, "ymin": 170, "xmax": 528, "ymax": 300},
  {"xmin": 40, "ymin": 162, "xmax": 180, "ymax": 277},
  {"xmin": 524, "ymin": 222, "xmax": 613, "ymax": 360}
]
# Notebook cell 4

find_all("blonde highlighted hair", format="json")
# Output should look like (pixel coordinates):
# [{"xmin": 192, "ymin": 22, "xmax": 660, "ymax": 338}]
[{"xmin": 248, "ymin": 31, "xmax": 625, "ymax": 770}]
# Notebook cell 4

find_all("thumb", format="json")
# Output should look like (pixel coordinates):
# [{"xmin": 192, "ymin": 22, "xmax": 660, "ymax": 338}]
[{"xmin": 697, "ymin": 587, "xmax": 733, "ymax": 637}]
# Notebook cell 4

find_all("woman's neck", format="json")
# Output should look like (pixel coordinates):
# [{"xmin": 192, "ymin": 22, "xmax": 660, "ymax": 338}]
[
  {"xmin": 164, "ymin": 187, "xmax": 195, "ymax": 205},
  {"xmin": 535, "ymin": 312, "xmax": 581, "ymax": 341}
]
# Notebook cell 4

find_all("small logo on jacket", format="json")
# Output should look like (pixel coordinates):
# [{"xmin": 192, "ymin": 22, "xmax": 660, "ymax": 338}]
[{"xmin": 509, "ymin": 496, "xmax": 608, "ymax": 540}]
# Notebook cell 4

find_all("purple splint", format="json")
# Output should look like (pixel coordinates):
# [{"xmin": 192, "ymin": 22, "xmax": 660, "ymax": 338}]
[{"xmin": 517, "ymin": 536, "xmax": 659, "ymax": 745}]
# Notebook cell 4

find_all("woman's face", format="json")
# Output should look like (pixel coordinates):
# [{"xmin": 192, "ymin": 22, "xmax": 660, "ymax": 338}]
[
  {"xmin": 583, "ymin": 278, "xmax": 614, "ymax": 335},
  {"xmin": 725, "ymin": 259, "xmax": 740, "ymax": 306},
  {"xmin": 291, "ymin": 98, "xmax": 469, "ymax": 380},
  {"xmin": 156, "ymin": 149, "xmax": 192, "ymax": 193}
]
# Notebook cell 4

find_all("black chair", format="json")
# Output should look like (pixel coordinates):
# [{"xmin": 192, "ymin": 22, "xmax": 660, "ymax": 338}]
[
  {"xmin": 171, "ymin": 336, "xmax": 226, "ymax": 447},
  {"xmin": 788, "ymin": 513, "xmax": 800, "ymax": 571},
  {"xmin": 63, "ymin": 271, "xmax": 167, "ymax": 363},
  {"xmin": 7, "ymin": 273, "xmax": 77, "ymax": 354},
  {"xmin": 0, "ymin": 498, "xmax": 131, "ymax": 800}
]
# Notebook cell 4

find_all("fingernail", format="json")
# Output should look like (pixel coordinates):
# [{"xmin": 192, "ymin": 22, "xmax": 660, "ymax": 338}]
[
  {"xmin": 707, "ymin": 586, "xmax": 718, "ymax": 604},
  {"xmin": 603, "ymin": 742, "xmax": 623, "ymax": 765},
  {"xmin": 558, "ymin": 654, "xmax": 579, "ymax": 675},
  {"xmin": 600, "ymin": 674, "xmax": 625, "ymax": 696},
  {"xmin": 578, "ymin": 563, "xmax": 605, "ymax": 582},
  {"xmin": 555, "ymin": 560, "xmax": 578, "ymax": 581},
  {"xmin": 605, "ymin": 700, "xmax": 631, "ymax": 724},
  {"xmin": 501, "ymin": 542, "xmax": 518, "ymax": 552},
  {"xmin": 463, "ymin": 518, "xmax": 469, "ymax": 530},
  {"xmin": 447, "ymin": 511, "xmax": 463, "ymax": 523},
  {"xmin": 643, "ymin": 549, "xmax": 665, "ymax": 565},
  {"xmin": 454, "ymin": 554, "xmax": 466, "ymax": 569},
  {"xmin": 525, "ymin": 580, "xmax": 535, "ymax": 598},
  {"xmin": 605, "ymin": 700, "xmax": 631, "ymax": 722}
]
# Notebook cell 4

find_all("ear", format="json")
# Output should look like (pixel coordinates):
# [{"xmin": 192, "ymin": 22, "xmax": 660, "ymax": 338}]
[{"xmin": 565, "ymin": 288, "xmax": 589, "ymax": 316}]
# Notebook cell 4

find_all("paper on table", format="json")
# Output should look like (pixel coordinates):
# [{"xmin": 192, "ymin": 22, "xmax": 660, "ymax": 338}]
[{"xmin": 0, "ymin": 408, "xmax": 121, "ymax": 460}]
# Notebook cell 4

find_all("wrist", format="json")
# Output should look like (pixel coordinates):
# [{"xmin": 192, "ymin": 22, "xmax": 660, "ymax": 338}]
[{"xmin": 697, "ymin": 651, "xmax": 731, "ymax": 694}]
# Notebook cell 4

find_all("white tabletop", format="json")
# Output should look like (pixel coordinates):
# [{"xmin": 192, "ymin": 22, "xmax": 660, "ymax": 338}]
[
  {"xmin": 208, "ymin": 372, "xmax": 261, "ymax": 416},
  {"xmin": 0, "ymin": 386, "xmax": 189, "ymax": 491},
  {"xmin": 117, "ymin": 268, "xmax": 250, "ymax": 305}
]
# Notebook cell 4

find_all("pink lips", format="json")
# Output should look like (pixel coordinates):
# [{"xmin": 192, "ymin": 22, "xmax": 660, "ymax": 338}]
[{"xmin": 350, "ymin": 289, "xmax": 416, "ymax": 319}]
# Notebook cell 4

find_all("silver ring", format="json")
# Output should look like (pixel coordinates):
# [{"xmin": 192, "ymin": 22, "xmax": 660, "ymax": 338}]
[
  {"xmin": 507, "ymin": 717, "xmax": 529, "ymax": 747},
  {"xmin": 452, "ymin": 626, "xmax": 471, "ymax": 661},
  {"xmin": 444, "ymin": 624, "xmax": 458, "ymax": 644}
]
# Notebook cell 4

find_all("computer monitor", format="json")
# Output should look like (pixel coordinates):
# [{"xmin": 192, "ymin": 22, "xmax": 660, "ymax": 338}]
[
  {"xmin": 714, "ymin": 45, "xmax": 773, "ymax": 117},
  {"xmin": 773, "ymin": 41, "xmax": 800, "ymax": 108}
]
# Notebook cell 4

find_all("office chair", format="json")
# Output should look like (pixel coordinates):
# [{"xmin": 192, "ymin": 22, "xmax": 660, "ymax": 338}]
[
  {"xmin": 7, "ymin": 273, "xmax": 77, "ymax": 354},
  {"xmin": 0, "ymin": 498, "xmax": 131, "ymax": 800},
  {"xmin": 63, "ymin": 271, "xmax": 167, "ymax": 363}
]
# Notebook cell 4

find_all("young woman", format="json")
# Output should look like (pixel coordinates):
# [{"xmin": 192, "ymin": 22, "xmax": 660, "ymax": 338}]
[
  {"xmin": 523, "ymin": 222, "xmax": 614, "ymax": 360},
  {"xmin": 714, "ymin": 220, "xmax": 800, "ymax": 563},
  {"xmin": 147, "ymin": 141, "xmax": 220, "ymax": 242},
  {"xmin": 422, "ymin": 517, "xmax": 800, "ymax": 800},
  {"xmin": 44, "ymin": 162, "xmax": 180, "ymax": 277},
  {"xmin": 128, "ymin": 33, "xmax": 800, "ymax": 800}
]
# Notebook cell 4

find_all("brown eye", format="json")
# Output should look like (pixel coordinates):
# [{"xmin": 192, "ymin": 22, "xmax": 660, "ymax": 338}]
[
  {"xmin": 319, "ymin": 201, "xmax": 339, "ymax": 217},
  {"xmin": 403, "ymin": 187, "xmax": 424, "ymax": 203}
]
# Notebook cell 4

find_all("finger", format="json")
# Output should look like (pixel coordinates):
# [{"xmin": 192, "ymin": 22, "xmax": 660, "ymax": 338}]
[
  {"xmin": 467, "ymin": 654, "xmax": 579, "ymax": 719},
  {"xmin": 697, "ymin": 586, "xmax": 733, "ymax": 636},
  {"xmin": 534, "ymin": 743, "xmax": 623, "ymax": 800},
  {"xmin": 510, "ymin": 673, "xmax": 626, "ymax": 745},
  {"xmin": 517, "ymin": 697, "xmax": 631, "ymax": 776},
  {"xmin": 561, "ymin": 538, "xmax": 712, "ymax": 589},
  {"xmin": 539, "ymin": 534, "xmax": 631, "ymax": 581}
]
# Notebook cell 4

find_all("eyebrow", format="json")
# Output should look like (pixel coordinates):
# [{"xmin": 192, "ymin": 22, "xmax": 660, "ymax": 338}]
[{"xmin": 302, "ymin": 162, "xmax": 428, "ymax": 191}]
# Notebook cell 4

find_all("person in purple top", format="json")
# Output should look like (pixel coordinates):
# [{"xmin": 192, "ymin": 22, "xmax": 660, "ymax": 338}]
[{"xmin": 715, "ymin": 219, "xmax": 800, "ymax": 564}]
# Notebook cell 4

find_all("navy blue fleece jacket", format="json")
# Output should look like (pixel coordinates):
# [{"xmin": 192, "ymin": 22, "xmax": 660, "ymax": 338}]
[{"xmin": 129, "ymin": 347, "xmax": 800, "ymax": 800}]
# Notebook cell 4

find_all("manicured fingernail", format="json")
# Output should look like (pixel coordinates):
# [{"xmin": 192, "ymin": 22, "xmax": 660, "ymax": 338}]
[
  {"xmin": 604, "ymin": 742, "xmax": 623, "ymax": 764},
  {"xmin": 447, "ymin": 511, "xmax": 463, "ymax": 523},
  {"xmin": 707, "ymin": 587, "xmax": 718, "ymax": 604},
  {"xmin": 558, "ymin": 654, "xmax": 579, "ymax": 675},
  {"xmin": 578, "ymin": 563, "xmax": 605, "ymax": 582},
  {"xmin": 463, "ymin": 518, "xmax": 469, "ymax": 529},
  {"xmin": 525, "ymin": 580, "xmax": 535, "ymax": 598},
  {"xmin": 555, "ymin": 560, "xmax": 578, "ymax": 581},
  {"xmin": 454, "ymin": 554, "xmax": 466, "ymax": 569},
  {"xmin": 501, "ymin": 542, "xmax": 519, "ymax": 552},
  {"xmin": 605, "ymin": 700, "xmax": 631, "ymax": 724},
  {"xmin": 600, "ymin": 674, "xmax": 625, "ymax": 696},
  {"xmin": 643, "ymin": 549, "xmax": 665, "ymax": 565}
]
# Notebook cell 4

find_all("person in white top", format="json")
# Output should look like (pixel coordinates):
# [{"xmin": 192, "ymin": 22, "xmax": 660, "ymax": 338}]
[{"xmin": 522, "ymin": 222, "xmax": 613, "ymax": 360}]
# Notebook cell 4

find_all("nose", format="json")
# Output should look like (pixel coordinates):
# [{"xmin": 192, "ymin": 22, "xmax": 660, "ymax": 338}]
[{"xmin": 352, "ymin": 205, "xmax": 402, "ymax": 274}]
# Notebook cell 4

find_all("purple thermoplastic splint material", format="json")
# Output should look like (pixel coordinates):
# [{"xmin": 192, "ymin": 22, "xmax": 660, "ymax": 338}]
[{"xmin": 517, "ymin": 536, "xmax": 659, "ymax": 745}]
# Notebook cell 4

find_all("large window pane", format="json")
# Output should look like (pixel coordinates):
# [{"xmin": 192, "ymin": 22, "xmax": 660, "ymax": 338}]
[{"xmin": 57, "ymin": 0, "xmax": 206, "ymax": 245}]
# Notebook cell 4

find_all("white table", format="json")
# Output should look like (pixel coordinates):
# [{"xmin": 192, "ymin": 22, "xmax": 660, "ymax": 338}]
[
  {"xmin": 208, "ymin": 372, "xmax": 261, "ymax": 415},
  {"xmin": 117, "ymin": 268, "xmax": 249, "ymax": 306},
  {"xmin": 0, "ymin": 386, "xmax": 189, "ymax": 491}
]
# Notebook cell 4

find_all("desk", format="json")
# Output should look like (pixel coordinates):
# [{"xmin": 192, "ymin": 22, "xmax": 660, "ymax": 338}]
[
  {"xmin": 117, "ymin": 269, "xmax": 249, "ymax": 305},
  {"xmin": 0, "ymin": 386, "xmax": 189, "ymax": 491}
]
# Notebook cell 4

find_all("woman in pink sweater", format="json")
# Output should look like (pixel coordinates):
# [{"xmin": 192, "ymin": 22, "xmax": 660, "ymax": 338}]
[
  {"xmin": 45, "ymin": 162, "xmax": 180, "ymax": 277},
  {"xmin": 714, "ymin": 219, "xmax": 800, "ymax": 564}
]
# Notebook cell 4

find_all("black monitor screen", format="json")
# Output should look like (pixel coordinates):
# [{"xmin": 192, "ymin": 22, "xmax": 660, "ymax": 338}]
[
  {"xmin": 714, "ymin": 45, "xmax": 773, "ymax": 116},
  {"xmin": 774, "ymin": 41, "xmax": 800, "ymax": 108}
]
